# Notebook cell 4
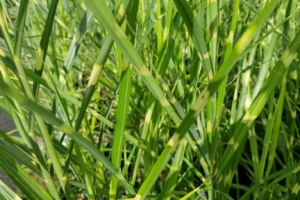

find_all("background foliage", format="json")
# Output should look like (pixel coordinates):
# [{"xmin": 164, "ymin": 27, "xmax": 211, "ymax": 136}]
[{"xmin": 0, "ymin": 0, "xmax": 300, "ymax": 199}]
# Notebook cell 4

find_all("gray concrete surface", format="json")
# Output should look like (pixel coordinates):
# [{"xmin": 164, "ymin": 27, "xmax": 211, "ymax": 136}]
[{"xmin": 0, "ymin": 111, "xmax": 17, "ymax": 192}]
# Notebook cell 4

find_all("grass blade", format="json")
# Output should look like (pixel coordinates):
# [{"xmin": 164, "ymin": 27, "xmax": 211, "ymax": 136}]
[{"xmin": 0, "ymin": 76, "xmax": 136, "ymax": 195}]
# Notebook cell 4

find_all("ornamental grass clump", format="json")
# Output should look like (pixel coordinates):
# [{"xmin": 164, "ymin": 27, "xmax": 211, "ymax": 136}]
[{"xmin": 0, "ymin": 0, "xmax": 300, "ymax": 199}]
